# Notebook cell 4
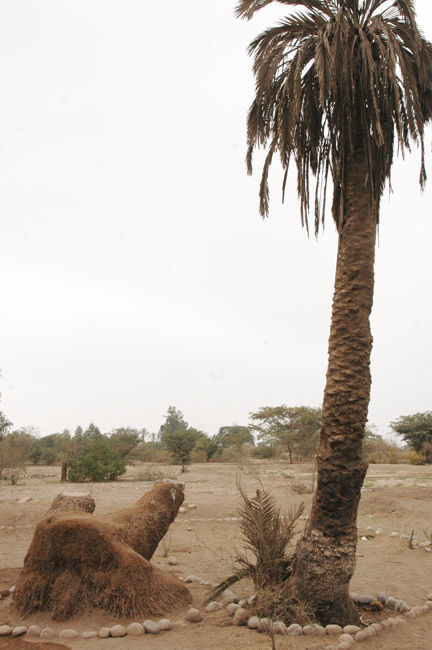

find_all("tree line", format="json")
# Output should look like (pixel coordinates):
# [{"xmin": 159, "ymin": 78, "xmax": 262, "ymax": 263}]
[{"xmin": 1, "ymin": 403, "xmax": 432, "ymax": 482}]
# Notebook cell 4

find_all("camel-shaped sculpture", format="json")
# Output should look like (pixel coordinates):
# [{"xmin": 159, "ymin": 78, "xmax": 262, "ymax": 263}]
[{"xmin": 14, "ymin": 481, "xmax": 191, "ymax": 621}]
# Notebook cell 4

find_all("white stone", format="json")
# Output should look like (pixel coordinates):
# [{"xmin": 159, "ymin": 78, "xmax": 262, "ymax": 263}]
[
  {"xmin": 302, "ymin": 624, "xmax": 325, "ymax": 636},
  {"xmin": 227, "ymin": 603, "xmax": 240, "ymax": 616},
  {"xmin": 0, "ymin": 626, "xmax": 12, "ymax": 636},
  {"xmin": 355, "ymin": 630, "xmax": 369, "ymax": 641},
  {"xmin": 271, "ymin": 621, "xmax": 287, "ymax": 634},
  {"xmin": 40, "ymin": 628, "xmax": 55, "ymax": 639},
  {"xmin": 385, "ymin": 596, "xmax": 397, "ymax": 608},
  {"xmin": 98, "ymin": 627, "xmax": 111, "ymax": 638},
  {"xmin": 126, "ymin": 623, "xmax": 144, "ymax": 636},
  {"xmin": 233, "ymin": 607, "xmax": 249, "ymax": 626},
  {"xmin": 188, "ymin": 504, "xmax": 197, "ymax": 510},
  {"xmin": 258, "ymin": 618, "xmax": 271, "ymax": 632},
  {"xmin": 185, "ymin": 608, "xmax": 202, "ymax": 623},
  {"xmin": 59, "ymin": 629, "xmax": 79, "ymax": 639},
  {"xmin": 326, "ymin": 624, "xmax": 343, "ymax": 635},
  {"xmin": 358, "ymin": 594, "xmax": 374, "ymax": 604},
  {"xmin": 143, "ymin": 620, "xmax": 160, "ymax": 634},
  {"xmin": 222, "ymin": 589, "xmax": 239, "ymax": 603},
  {"xmin": 82, "ymin": 631, "xmax": 98, "ymax": 639},
  {"xmin": 168, "ymin": 557, "xmax": 179, "ymax": 565},
  {"xmin": 343, "ymin": 625, "xmax": 361, "ymax": 634},
  {"xmin": 247, "ymin": 616, "xmax": 260, "ymax": 629},
  {"xmin": 159, "ymin": 619, "xmax": 173, "ymax": 631},
  {"xmin": 110, "ymin": 624, "xmax": 127, "ymax": 637},
  {"xmin": 390, "ymin": 532, "xmax": 399, "ymax": 537},
  {"xmin": 27, "ymin": 625, "xmax": 41, "ymax": 637},
  {"xmin": 287, "ymin": 623, "xmax": 303, "ymax": 636},
  {"xmin": 339, "ymin": 633, "xmax": 355, "ymax": 645},
  {"xmin": 12, "ymin": 626, "xmax": 27, "ymax": 637},
  {"xmin": 205, "ymin": 601, "xmax": 221, "ymax": 612}
]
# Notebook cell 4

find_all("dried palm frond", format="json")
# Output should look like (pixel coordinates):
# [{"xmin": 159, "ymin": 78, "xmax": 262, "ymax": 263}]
[
  {"xmin": 236, "ymin": 0, "xmax": 432, "ymax": 233},
  {"xmin": 205, "ymin": 486, "xmax": 304, "ymax": 604}
]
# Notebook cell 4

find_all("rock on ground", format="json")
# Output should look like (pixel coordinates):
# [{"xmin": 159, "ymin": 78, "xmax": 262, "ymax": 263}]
[
  {"xmin": 185, "ymin": 608, "xmax": 202, "ymax": 623},
  {"xmin": 48, "ymin": 492, "xmax": 95, "ymax": 514}
]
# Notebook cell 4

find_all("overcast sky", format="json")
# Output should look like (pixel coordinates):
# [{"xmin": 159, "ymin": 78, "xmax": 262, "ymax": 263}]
[{"xmin": 1, "ymin": 1, "xmax": 431, "ymax": 440}]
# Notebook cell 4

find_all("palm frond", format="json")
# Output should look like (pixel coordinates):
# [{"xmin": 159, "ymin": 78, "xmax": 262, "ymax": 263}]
[
  {"xmin": 204, "ymin": 570, "xmax": 249, "ymax": 605},
  {"xmin": 204, "ymin": 485, "xmax": 304, "ymax": 606},
  {"xmin": 239, "ymin": 0, "xmax": 432, "ymax": 232}
]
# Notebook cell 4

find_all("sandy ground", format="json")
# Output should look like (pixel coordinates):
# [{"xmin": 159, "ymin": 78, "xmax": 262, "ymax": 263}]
[{"xmin": 1, "ymin": 461, "xmax": 432, "ymax": 649}]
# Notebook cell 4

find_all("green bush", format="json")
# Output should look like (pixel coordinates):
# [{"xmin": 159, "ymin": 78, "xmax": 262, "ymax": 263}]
[
  {"xmin": 68, "ymin": 438, "xmax": 125, "ymax": 482},
  {"xmin": 164, "ymin": 428, "xmax": 199, "ymax": 472}
]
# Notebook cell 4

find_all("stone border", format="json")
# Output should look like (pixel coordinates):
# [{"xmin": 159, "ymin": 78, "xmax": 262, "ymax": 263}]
[{"xmin": 1, "ymin": 583, "xmax": 432, "ymax": 648}]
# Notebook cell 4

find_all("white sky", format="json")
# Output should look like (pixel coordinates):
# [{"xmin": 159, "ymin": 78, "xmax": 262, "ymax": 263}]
[{"xmin": 0, "ymin": 1, "xmax": 431, "ymax": 439}]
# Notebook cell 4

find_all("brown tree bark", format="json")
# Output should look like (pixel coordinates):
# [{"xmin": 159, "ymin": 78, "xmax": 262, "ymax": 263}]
[
  {"xmin": 60, "ymin": 462, "xmax": 68, "ymax": 482},
  {"xmin": 286, "ymin": 150, "xmax": 377, "ymax": 625}
]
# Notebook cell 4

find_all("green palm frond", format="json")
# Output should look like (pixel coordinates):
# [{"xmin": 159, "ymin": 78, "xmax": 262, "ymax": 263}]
[{"xmin": 204, "ymin": 485, "xmax": 304, "ymax": 605}]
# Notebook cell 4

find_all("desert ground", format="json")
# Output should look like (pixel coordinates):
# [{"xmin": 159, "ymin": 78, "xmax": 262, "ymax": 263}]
[{"xmin": 1, "ymin": 461, "xmax": 432, "ymax": 649}]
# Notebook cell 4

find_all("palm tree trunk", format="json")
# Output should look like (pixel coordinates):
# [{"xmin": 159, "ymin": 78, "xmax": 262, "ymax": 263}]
[{"xmin": 287, "ymin": 152, "xmax": 377, "ymax": 625}]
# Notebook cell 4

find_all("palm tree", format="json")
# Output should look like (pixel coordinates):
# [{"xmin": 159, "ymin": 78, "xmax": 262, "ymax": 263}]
[{"xmin": 236, "ymin": 0, "xmax": 432, "ymax": 625}]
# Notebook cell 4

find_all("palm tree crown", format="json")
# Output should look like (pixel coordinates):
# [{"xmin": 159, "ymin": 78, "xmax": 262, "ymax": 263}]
[{"xmin": 236, "ymin": 0, "xmax": 432, "ymax": 233}]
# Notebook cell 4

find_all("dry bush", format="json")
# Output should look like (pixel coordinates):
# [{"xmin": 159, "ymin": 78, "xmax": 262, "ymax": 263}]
[
  {"xmin": 290, "ymin": 480, "xmax": 313, "ymax": 495},
  {"xmin": 409, "ymin": 450, "xmax": 426, "ymax": 465},
  {"xmin": 363, "ymin": 438, "xmax": 409, "ymax": 464},
  {"xmin": 206, "ymin": 486, "xmax": 304, "ymax": 603},
  {"xmin": 135, "ymin": 466, "xmax": 166, "ymax": 481}
]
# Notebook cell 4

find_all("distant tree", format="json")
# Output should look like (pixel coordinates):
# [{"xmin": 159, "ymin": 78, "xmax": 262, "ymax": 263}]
[
  {"xmin": 68, "ymin": 437, "xmax": 125, "ymax": 482},
  {"xmin": 83, "ymin": 422, "xmax": 103, "ymax": 440},
  {"xmin": 108, "ymin": 428, "xmax": 142, "ymax": 461},
  {"xmin": 7, "ymin": 429, "xmax": 39, "ymax": 463},
  {"xmin": 158, "ymin": 407, "xmax": 188, "ymax": 445},
  {"xmin": 0, "ymin": 411, "xmax": 12, "ymax": 441},
  {"xmin": 250, "ymin": 406, "xmax": 321, "ymax": 463},
  {"xmin": 0, "ymin": 437, "xmax": 26, "ymax": 481},
  {"xmin": 215, "ymin": 425, "xmax": 254, "ymax": 450},
  {"xmin": 73, "ymin": 426, "xmax": 84, "ymax": 442},
  {"xmin": 390, "ymin": 412, "xmax": 432, "ymax": 457},
  {"xmin": 164, "ymin": 428, "xmax": 200, "ymax": 472},
  {"xmin": 193, "ymin": 435, "xmax": 219, "ymax": 461}
]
